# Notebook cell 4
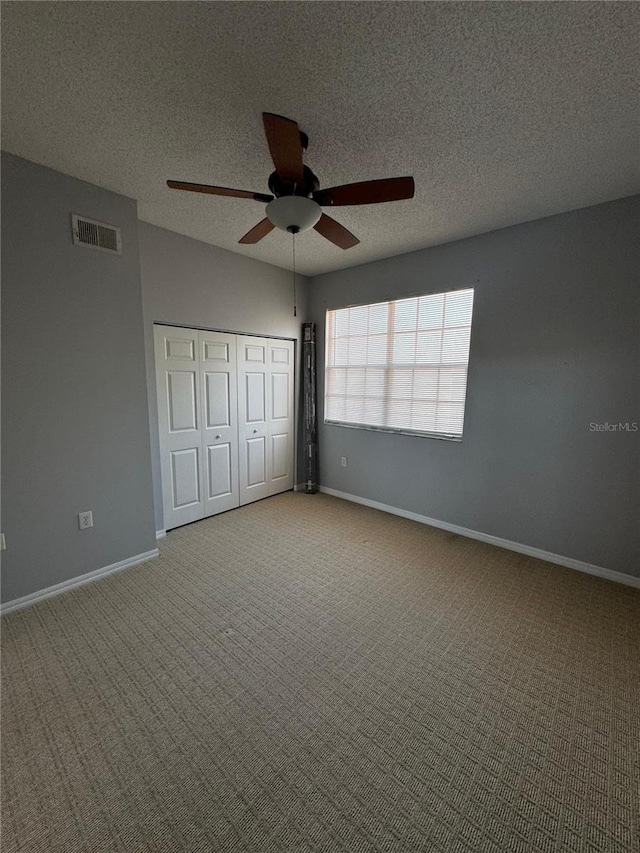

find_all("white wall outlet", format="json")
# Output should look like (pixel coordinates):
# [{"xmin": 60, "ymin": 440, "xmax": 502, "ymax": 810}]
[
  {"xmin": 341, "ymin": 456, "xmax": 348, "ymax": 467},
  {"xmin": 78, "ymin": 511, "xmax": 93, "ymax": 530}
]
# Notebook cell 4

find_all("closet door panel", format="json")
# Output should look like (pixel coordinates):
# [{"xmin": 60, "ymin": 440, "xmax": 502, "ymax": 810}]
[
  {"xmin": 205, "ymin": 372, "xmax": 230, "ymax": 428},
  {"xmin": 155, "ymin": 325, "xmax": 205, "ymax": 529},
  {"xmin": 246, "ymin": 436, "xmax": 267, "ymax": 486},
  {"xmin": 267, "ymin": 340, "xmax": 295, "ymax": 495},
  {"xmin": 271, "ymin": 372, "xmax": 289, "ymax": 421},
  {"xmin": 245, "ymin": 373, "xmax": 266, "ymax": 423},
  {"xmin": 270, "ymin": 432, "xmax": 289, "ymax": 480},
  {"xmin": 167, "ymin": 371, "xmax": 198, "ymax": 431},
  {"xmin": 237, "ymin": 337, "xmax": 270, "ymax": 504},
  {"xmin": 200, "ymin": 330, "xmax": 239, "ymax": 516},
  {"xmin": 207, "ymin": 443, "xmax": 232, "ymax": 498},
  {"xmin": 171, "ymin": 448, "xmax": 201, "ymax": 508}
]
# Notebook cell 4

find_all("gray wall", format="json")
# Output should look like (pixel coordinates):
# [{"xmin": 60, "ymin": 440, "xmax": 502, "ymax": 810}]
[
  {"xmin": 310, "ymin": 196, "xmax": 640, "ymax": 577},
  {"xmin": 138, "ymin": 222, "xmax": 309, "ymax": 531},
  {"xmin": 1, "ymin": 153, "xmax": 156, "ymax": 603}
]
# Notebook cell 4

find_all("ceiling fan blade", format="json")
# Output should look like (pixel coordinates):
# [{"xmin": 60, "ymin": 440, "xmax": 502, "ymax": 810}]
[
  {"xmin": 314, "ymin": 214, "xmax": 360, "ymax": 250},
  {"xmin": 238, "ymin": 218, "xmax": 275, "ymax": 245},
  {"xmin": 262, "ymin": 113, "xmax": 304, "ymax": 184},
  {"xmin": 314, "ymin": 176, "xmax": 415, "ymax": 206},
  {"xmin": 167, "ymin": 180, "xmax": 273, "ymax": 203}
]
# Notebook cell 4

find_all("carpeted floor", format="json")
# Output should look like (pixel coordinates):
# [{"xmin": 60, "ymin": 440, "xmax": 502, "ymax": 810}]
[{"xmin": 1, "ymin": 492, "xmax": 639, "ymax": 852}]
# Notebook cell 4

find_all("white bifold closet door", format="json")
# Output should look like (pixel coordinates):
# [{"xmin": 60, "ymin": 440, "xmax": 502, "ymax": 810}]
[
  {"xmin": 200, "ymin": 330, "xmax": 239, "ymax": 517},
  {"xmin": 155, "ymin": 325, "xmax": 294, "ymax": 531},
  {"xmin": 237, "ymin": 335, "xmax": 295, "ymax": 505}
]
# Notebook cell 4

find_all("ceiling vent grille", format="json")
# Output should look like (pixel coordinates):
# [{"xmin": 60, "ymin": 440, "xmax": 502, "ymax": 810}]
[{"xmin": 71, "ymin": 214, "xmax": 122, "ymax": 254}]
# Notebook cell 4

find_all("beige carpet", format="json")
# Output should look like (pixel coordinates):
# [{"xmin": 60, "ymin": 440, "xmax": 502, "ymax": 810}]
[{"xmin": 2, "ymin": 492, "xmax": 639, "ymax": 852}]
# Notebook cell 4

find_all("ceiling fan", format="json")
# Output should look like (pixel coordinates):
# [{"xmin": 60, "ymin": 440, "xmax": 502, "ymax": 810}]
[{"xmin": 167, "ymin": 113, "xmax": 415, "ymax": 250}]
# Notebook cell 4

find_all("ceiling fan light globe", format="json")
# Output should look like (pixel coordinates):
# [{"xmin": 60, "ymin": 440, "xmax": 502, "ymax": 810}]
[{"xmin": 266, "ymin": 196, "xmax": 321, "ymax": 233}]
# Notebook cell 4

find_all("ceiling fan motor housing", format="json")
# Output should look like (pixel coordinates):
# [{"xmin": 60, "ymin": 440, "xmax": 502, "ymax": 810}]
[{"xmin": 268, "ymin": 165, "xmax": 320, "ymax": 199}]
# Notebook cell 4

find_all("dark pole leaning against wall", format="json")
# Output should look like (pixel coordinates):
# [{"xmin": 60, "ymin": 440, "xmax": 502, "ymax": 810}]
[{"xmin": 302, "ymin": 322, "xmax": 318, "ymax": 493}]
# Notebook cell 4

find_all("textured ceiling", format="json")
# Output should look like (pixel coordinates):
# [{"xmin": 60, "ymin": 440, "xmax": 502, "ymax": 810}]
[{"xmin": 2, "ymin": 2, "xmax": 639, "ymax": 276}]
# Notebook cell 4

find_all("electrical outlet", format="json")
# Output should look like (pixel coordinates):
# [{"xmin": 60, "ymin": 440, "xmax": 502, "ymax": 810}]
[
  {"xmin": 0, "ymin": 533, "xmax": 6, "ymax": 551},
  {"xmin": 78, "ymin": 511, "xmax": 93, "ymax": 530},
  {"xmin": 341, "ymin": 456, "xmax": 348, "ymax": 467}
]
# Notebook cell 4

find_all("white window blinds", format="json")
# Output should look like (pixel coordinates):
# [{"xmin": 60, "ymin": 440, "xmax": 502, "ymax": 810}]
[{"xmin": 325, "ymin": 288, "xmax": 474, "ymax": 439}]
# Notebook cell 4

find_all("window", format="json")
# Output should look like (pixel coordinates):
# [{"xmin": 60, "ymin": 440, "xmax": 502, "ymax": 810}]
[{"xmin": 324, "ymin": 288, "xmax": 474, "ymax": 440}]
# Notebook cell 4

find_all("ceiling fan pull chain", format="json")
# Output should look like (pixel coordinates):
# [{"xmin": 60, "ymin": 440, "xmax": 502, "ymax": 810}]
[{"xmin": 292, "ymin": 231, "xmax": 297, "ymax": 317}]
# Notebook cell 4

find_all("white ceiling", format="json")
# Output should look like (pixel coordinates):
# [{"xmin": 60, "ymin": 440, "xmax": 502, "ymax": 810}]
[{"xmin": 2, "ymin": 2, "xmax": 639, "ymax": 276}]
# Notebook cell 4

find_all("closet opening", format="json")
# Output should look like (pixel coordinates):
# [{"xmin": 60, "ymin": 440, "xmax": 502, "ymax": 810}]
[{"xmin": 154, "ymin": 325, "xmax": 295, "ymax": 531}]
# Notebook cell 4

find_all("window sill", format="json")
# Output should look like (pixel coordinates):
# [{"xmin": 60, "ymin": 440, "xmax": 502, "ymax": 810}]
[{"xmin": 324, "ymin": 420, "xmax": 463, "ymax": 442}]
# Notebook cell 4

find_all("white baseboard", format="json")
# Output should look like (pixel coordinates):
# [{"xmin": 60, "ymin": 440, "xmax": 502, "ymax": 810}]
[
  {"xmin": 1, "ymin": 549, "xmax": 160, "ymax": 616},
  {"xmin": 319, "ymin": 487, "xmax": 640, "ymax": 589},
  {"xmin": 156, "ymin": 529, "xmax": 166, "ymax": 539}
]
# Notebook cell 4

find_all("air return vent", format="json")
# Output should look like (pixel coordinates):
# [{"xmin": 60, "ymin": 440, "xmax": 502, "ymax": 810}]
[{"xmin": 71, "ymin": 214, "xmax": 122, "ymax": 254}]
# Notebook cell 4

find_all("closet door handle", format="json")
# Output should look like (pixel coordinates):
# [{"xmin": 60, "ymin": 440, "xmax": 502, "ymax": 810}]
[
  {"xmin": 253, "ymin": 429, "xmax": 258, "ymax": 434},
  {"xmin": 215, "ymin": 434, "xmax": 221, "ymax": 440}
]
